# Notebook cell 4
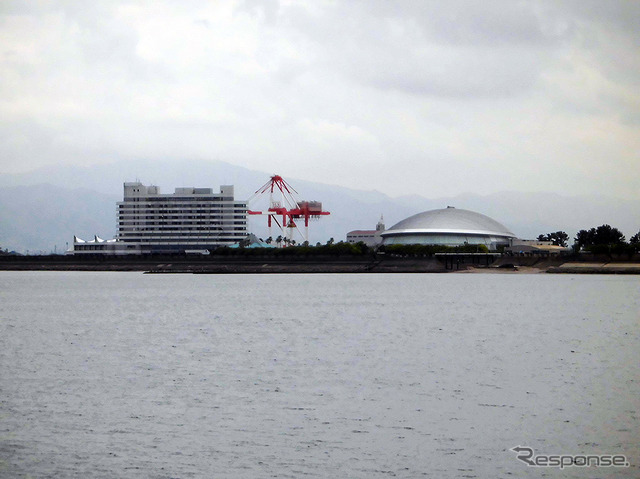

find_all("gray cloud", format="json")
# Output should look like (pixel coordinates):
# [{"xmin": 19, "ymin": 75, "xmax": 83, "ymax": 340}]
[
  {"xmin": 271, "ymin": 1, "xmax": 568, "ymax": 98},
  {"xmin": 0, "ymin": 0, "xmax": 638, "ymax": 200}
]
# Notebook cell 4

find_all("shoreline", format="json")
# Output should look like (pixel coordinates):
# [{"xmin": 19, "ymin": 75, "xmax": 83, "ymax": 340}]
[{"xmin": 1, "ymin": 254, "xmax": 640, "ymax": 274}]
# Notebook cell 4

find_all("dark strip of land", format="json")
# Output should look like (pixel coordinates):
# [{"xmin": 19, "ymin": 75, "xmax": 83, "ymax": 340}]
[
  {"xmin": 546, "ymin": 263, "xmax": 640, "ymax": 274},
  {"xmin": 1, "ymin": 253, "xmax": 640, "ymax": 273},
  {"xmin": 0, "ymin": 254, "xmax": 445, "ymax": 273}
]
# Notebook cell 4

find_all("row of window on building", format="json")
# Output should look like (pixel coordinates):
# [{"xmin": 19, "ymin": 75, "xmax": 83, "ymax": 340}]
[{"xmin": 71, "ymin": 182, "xmax": 248, "ymax": 255}]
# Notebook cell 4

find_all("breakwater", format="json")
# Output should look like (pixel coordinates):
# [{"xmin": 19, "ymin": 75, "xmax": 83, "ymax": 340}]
[
  {"xmin": 0, "ymin": 254, "xmax": 447, "ymax": 273},
  {"xmin": 2, "ymin": 253, "xmax": 639, "ymax": 273}
]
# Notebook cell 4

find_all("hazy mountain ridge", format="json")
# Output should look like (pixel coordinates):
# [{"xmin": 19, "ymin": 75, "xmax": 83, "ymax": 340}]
[
  {"xmin": 1, "ymin": 160, "xmax": 638, "ymax": 253},
  {"xmin": 0, "ymin": 184, "xmax": 118, "ymax": 253}
]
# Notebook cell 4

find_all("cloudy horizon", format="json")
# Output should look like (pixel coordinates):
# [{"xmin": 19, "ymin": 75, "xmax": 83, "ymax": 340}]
[{"xmin": 1, "ymin": 1, "xmax": 638, "ymax": 199}]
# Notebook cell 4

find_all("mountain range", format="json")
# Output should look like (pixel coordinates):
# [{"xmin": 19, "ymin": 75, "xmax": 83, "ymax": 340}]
[{"xmin": 1, "ymin": 159, "xmax": 638, "ymax": 253}]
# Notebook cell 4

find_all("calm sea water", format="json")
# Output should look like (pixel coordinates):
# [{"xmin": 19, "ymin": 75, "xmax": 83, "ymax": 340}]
[{"xmin": 0, "ymin": 272, "xmax": 638, "ymax": 478}]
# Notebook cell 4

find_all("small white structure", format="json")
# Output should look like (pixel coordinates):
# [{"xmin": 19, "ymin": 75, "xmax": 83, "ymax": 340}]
[
  {"xmin": 346, "ymin": 216, "xmax": 386, "ymax": 247},
  {"xmin": 69, "ymin": 235, "xmax": 140, "ymax": 255}
]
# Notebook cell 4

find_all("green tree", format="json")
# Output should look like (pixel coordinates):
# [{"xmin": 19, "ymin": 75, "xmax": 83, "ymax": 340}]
[
  {"xmin": 574, "ymin": 224, "xmax": 626, "ymax": 251},
  {"xmin": 574, "ymin": 229, "xmax": 592, "ymax": 250},
  {"xmin": 592, "ymin": 224, "xmax": 625, "ymax": 245},
  {"xmin": 629, "ymin": 231, "xmax": 640, "ymax": 253}
]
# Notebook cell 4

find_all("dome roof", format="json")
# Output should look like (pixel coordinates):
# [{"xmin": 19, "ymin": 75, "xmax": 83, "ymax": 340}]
[{"xmin": 382, "ymin": 207, "xmax": 515, "ymax": 238}]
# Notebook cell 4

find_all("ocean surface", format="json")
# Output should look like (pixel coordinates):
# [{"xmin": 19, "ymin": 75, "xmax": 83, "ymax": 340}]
[{"xmin": 0, "ymin": 271, "xmax": 638, "ymax": 478}]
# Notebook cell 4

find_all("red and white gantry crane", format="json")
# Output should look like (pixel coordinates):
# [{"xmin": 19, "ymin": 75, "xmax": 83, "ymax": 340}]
[{"xmin": 247, "ymin": 175, "xmax": 330, "ymax": 244}]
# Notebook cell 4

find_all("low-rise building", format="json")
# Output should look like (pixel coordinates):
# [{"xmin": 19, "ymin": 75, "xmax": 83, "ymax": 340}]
[
  {"xmin": 505, "ymin": 238, "xmax": 570, "ymax": 255},
  {"xmin": 346, "ymin": 216, "xmax": 385, "ymax": 247}
]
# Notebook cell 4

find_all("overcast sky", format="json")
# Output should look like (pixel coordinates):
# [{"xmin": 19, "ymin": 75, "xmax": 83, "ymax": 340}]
[{"xmin": 1, "ymin": 1, "xmax": 638, "ymax": 199}]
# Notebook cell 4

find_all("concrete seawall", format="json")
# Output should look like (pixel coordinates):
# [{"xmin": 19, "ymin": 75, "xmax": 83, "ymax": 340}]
[
  {"xmin": 490, "ymin": 256, "xmax": 640, "ymax": 274},
  {"xmin": 2, "ymin": 254, "xmax": 639, "ymax": 274},
  {"xmin": 0, "ymin": 255, "xmax": 448, "ymax": 273},
  {"xmin": 546, "ymin": 263, "xmax": 640, "ymax": 274}
]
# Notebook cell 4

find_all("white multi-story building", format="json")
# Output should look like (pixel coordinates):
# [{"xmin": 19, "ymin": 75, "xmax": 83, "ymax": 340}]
[{"xmin": 72, "ymin": 181, "xmax": 247, "ymax": 254}]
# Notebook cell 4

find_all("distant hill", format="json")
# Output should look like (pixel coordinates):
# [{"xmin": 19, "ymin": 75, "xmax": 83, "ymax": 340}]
[
  {"xmin": 0, "ymin": 159, "xmax": 267, "ymax": 199},
  {"xmin": 0, "ymin": 184, "xmax": 118, "ymax": 254},
  {"xmin": 0, "ymin": 160, "xmax": 638, "ymax": 253}
]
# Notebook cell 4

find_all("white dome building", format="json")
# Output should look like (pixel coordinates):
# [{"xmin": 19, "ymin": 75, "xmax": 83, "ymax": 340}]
[{"xmin": 381, "ymin": 207, "xmax": 515, "ymax": 250}]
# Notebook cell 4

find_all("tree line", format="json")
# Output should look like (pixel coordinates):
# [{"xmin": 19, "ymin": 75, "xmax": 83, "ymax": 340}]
[
  {"xmin": 214, "ymin": 240, "xmax": 491, "ymax": 258},
  {"xmin": 235, "ymin": 223, "xmax": 640, "ymax": 258},
  {"xmin": 537, "ymin": 224, "xmax": 640, "ymax": 254},
  {"xmin": 213, "ymin": 239, "xmax": 373, "ymax": 257}
]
